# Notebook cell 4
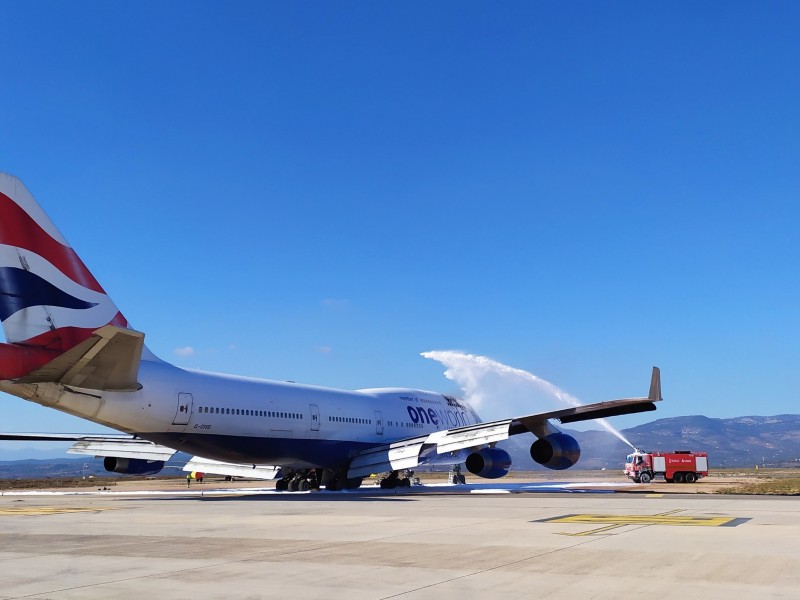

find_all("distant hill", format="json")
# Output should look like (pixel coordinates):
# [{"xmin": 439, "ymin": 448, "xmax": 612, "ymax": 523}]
[
  {"xmin": 1, "ymin": 415, "xmax": 799, "ymax": 478},
  {"xmin": 0, "ymin": 453, "xmax": 191, "ymax": 479},
  {"xmin": 0, "ymin": 458, "xmax": 104, "ymax": 479},
  {"xmin": 623, "ymin": 414, "xmax": 800, "ymax": 468},
  {"xmin": 501, "ymin": 414, "xmax": 800, "ymax": 470}
]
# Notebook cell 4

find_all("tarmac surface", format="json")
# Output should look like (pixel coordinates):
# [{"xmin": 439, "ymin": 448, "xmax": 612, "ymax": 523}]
[{"xmin": 1, "ymin": 479, "xmax": 798, "ymax": 599}]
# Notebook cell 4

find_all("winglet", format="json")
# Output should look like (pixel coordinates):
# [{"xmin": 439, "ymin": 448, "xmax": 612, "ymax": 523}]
[{"xmin": 648, "ymin": 366, "xmax": 661, "ymax": 401}]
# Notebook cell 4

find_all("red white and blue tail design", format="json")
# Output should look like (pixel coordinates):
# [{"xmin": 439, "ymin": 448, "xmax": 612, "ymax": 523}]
[{"xmin": 0, "ymin": 173, "xmax": 130, "ymax": 378}]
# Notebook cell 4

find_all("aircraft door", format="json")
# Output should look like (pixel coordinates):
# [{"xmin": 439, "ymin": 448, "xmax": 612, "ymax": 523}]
[
  {"xmin": 310, "ymin": 404, "xmax": 320, "ymax": 431},
  {"xmin": 173, "ymin": 393, "xmax": 193, "ymax": 425},
  {"xmin": 375, "ymin": 411, "xmax": 383, "ymax": 435}
]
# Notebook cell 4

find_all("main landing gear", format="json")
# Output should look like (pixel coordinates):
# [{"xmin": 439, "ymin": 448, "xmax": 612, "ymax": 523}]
[
  {"xmin": 275, "ymin": 469, "xmax": 321, "ymax": 492},
  {"xmin": 448, "ymin": 465, "xmax": 466, "ymax": 485},
  {"xmin": 379, "ymin": 470, "xmax": 413, "ymax": 489},
  {"xmin": 275, "ymin": 469, "xmax": 363, "ymax": 492}
]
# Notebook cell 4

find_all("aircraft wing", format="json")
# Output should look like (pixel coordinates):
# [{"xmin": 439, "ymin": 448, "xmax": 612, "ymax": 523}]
[
  {"xmin": 347, "ymin": 367, "xmax": 661, "ymax": 479},
  {"xmin": 0, "ymin": 432, "xmax": 178, "ymax": 461},
  {"xmin": 182, "ymin": 457, "xmax": 282, "ymax": 480},
  {"xmin": 0, "ymin": 432, "xmax": 281, "ymax": 479}
]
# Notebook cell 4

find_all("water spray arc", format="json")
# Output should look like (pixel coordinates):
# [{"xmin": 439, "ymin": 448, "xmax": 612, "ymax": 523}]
[{"xmin": 421, "ymin": 351, "xmax": 638, "ymax": 450}]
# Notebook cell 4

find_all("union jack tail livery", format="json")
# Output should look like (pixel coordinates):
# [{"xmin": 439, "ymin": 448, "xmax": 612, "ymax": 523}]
[{"xmin": 0, "ymin": 173, "xmax": 130, "ymax": 380}]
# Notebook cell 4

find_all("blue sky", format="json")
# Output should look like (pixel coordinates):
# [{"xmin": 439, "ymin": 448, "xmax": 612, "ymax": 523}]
[{"xmin": 2, "ymin": 3, "xmax": 800, "ymax": 456}]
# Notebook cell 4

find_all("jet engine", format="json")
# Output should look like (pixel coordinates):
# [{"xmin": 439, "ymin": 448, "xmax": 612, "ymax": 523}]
[
  {"xmin": 530, "ymin": 433, "xmax": 580, "ymax": 470},
  {"xmin": 465, "ymin": 447, "xmax": 512, "ymax": 479},
  {"xmin": 103, "ymin": 457, "xmax": 165, "ymax": 476}
]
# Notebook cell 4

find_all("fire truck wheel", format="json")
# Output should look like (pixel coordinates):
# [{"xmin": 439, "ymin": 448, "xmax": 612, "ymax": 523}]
[
  {"xmin": 673, "ymin": 472, "xmax": 685, "ymax": 483},
  {"xmin": 685, "ymin": 472, "xmax": 697, "ymax": 483},
  {"xmin": 639, "ymin": 472, "xmax": 651, "ymax": 483}
]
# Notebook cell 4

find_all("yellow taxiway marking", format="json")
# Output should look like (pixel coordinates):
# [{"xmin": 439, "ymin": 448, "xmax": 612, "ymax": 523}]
[
  {"xmin": 538, "ymin": 511, "xmax": 748, "ymax": 536},
  {"xmin": 0, "ymin": 506, "xmax": 114, "ymax": 517}
]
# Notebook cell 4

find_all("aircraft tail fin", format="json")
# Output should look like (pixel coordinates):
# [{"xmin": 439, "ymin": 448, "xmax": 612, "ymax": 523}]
[{"xmin": 0, "ymin": 173, "xmax": 136, "ymax": 379}]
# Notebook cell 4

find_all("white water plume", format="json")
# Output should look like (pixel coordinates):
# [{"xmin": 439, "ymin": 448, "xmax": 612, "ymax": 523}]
[{"xmin": 421, "ymin": 350, "xmax": 635, "ymax": 449}]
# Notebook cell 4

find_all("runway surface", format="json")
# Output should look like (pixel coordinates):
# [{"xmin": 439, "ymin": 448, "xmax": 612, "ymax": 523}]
[{"xmin": 1, "ymin": 483, "xmax": 798, "ymax": 599}]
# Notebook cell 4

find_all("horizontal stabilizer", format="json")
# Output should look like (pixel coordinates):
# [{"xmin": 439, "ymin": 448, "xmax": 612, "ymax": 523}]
[{"xmin": 17, "ymin": 325, "xmax": 144, "ymax": 391}]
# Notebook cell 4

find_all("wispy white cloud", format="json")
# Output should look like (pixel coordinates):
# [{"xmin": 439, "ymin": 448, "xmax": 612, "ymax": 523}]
[
  {"xmin": 174, "ymin": 346, "xmax": 196, "ymax": 357},
  {"xmin": 314, "ymin": 345, "xmax": 333, "ymax": 354},
  {"xmin": 321, "ymin": 298, "xmax": 349, "ymax": 311}
]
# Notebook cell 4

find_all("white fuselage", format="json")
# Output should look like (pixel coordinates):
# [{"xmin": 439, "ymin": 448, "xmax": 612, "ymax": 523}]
[{"xmin": 6, "ymin": 359, "xmax": 481, "ymax": 469}]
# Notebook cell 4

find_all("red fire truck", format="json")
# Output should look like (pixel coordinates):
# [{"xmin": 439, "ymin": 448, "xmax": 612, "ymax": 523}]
[{"xmin": 624, "ymin": 450, "xmax": 708, "ymax": 483}]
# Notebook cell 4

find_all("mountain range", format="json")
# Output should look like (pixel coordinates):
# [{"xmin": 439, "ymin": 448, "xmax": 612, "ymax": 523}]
[{"xmin": 503, "ymin": 413, "xmax": 800, "ymax": 470}]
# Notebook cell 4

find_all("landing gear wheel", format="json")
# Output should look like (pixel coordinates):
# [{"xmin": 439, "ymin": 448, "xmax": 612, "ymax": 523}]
[
  {"xmin": 458, "ymin": 474, "xmax": 466, "ymax": 484},
  {"xmin": 344, "ymin": 477, "xmax": 363, "ymax": 490},
  {"xmin": 380, "ymin": 471, "xmax": 401, "ymax": 489},
  {"xmin": 685, "ymin": 472, "xmax": 697, "ymax": 483},
  {"xmin": 673, "ymin": 472, "xmax": 685, "ymax": 483},
  {"xmin": 298, "ymin": 479, "xmax": 310, "ymax": 491},
  {"xmin": 288, "ymin": 479, "xmax": 299, "ymax": 492},
  {"xmin": 401, "ymin": 478, "xmax": 411, "ymax": 488},
  {"xmin": 275, "ymin": 479, "xmax": 289, "ymax": 492},
  {"xmin": 639, "ymin": 472, "xmax": 652, "ymax": 483}
]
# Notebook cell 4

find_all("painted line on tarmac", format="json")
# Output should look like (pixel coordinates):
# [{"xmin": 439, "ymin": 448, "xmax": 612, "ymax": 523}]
[
  {"xmin": 0, "ymin": 506, "xmax": 116, "ymax": 516},
  {"xmin": 537, "ymin": 511, "xmax": 750, "ymax": 536}
]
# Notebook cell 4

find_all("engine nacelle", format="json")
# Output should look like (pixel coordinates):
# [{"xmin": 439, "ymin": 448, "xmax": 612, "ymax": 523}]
[
  {"xmin": 103, "ymin": 457, "xmax": 165, "ymax": 476},
  {"xmin": 530, "ymin": 433, "xmax": 581, "ymax": 470},
  {"xmin": 465, "ymin": 447, "xmax": 512, "ymax": 479}
]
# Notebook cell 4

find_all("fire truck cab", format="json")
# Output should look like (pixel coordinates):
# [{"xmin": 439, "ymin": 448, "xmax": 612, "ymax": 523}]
[{"xmin": 625, "ymin": 450, "xmax": 708, "ymax": 483}]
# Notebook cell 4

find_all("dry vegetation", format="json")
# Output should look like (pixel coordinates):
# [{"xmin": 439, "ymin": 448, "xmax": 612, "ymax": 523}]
[
  {"xmin": 712, "ymin": 468, "xmax": 800, "ymax": 495},
  {"xmin": 0, "ymin": 476, "xmax": 182, "ymax": 491}
]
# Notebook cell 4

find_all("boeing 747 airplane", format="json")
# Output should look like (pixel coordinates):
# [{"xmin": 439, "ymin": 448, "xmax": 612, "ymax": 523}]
[{"xmin": 0, "ymin": 173, "xmax": 661, "ymax": 490}]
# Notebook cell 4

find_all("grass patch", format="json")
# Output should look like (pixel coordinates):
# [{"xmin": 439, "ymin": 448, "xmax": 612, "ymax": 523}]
[
  {"xmin": 716, "ymin": 477, "xmax": 800, "ymax": 495},
  {"xmin": 0, "ymin": 477, "xmax": 122, "ymax": 490}
]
